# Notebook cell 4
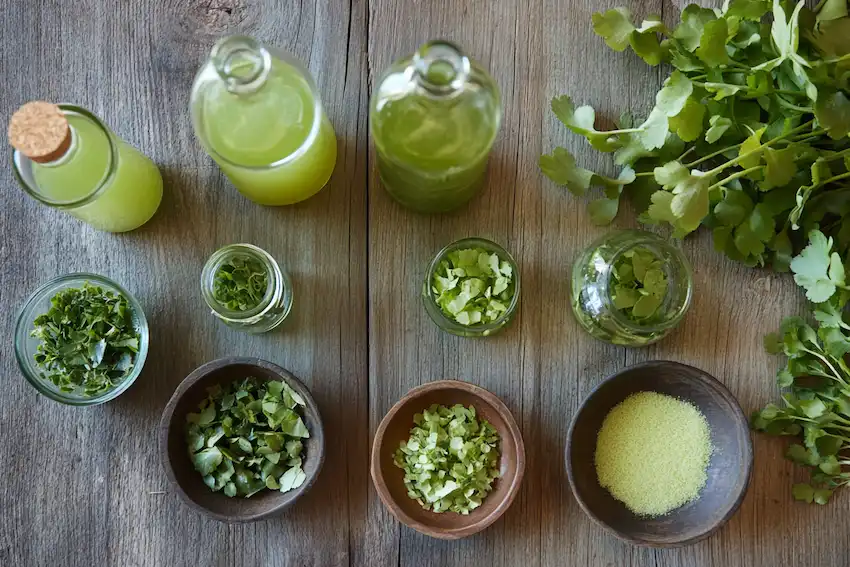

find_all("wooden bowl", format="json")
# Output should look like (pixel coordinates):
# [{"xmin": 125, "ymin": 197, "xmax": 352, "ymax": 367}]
[
  {"xmin": 566, "ymin": 360, "xmax": 752, "ymax": 547},
  {"xmin": 159, "ymin": 357, "xmax": 325, "ymax": 522},
  {"xmin": 371, "ymin": 380, "xmax": 525, "ymax": 539}
]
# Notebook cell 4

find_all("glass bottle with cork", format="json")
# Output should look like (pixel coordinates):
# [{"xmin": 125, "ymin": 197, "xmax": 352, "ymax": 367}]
[
  {"xmin": 190, "ymin": 35, "xmax": 338, "ymax": 206},
  {"xmin": 370, "ymin": 40, "xmax": 502, "ymax": 214},
  {"xmin": 8, "ymin": 102, "xmax": 163, "ymax": 232}
]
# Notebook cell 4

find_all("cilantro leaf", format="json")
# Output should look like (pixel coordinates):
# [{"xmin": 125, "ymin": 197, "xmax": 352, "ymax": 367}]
[
  {"xmin": 696, "ymin": 18, "xmax": 730, "ymax": 67},
  {"xmin": 790, "ymin": 230, "xmax": 846, "ymax": 302},
  {"xmin": 592, "ymin": 8, "xmax": 635, "ymax": 51},
  {"xmin": 539, "ymin": 147, "xmax": 593, "ymax": 195}
]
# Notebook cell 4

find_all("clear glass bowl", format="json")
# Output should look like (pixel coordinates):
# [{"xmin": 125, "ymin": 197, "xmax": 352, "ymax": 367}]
[
  {"xmin": 201, "ymin": 243, "xmax": 293, "ymax": 333},
  {"xmin": 570, "ymin": 230, "xmax": 693, "ymax": 347},
  {"xmin": 422, "ymin": 237, "xmax": 520, "ymax": 337},
  {"xmin": 14, "ymin": 273, "xmax": 150, "ymax": 406}
]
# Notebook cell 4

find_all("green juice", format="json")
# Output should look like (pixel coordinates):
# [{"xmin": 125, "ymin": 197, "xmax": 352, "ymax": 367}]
[
  {"xmin": 192, "ymin": 36, "xmax": 337, "ymax": 206},
  {"xmin": 30, "ymin": 112, "xmax": 163, "ymax": 232},
  {"xmin": 371, "ymin": 41, "xmax": 501, "ymax": 214},
  {"xmin": 373, "ymin": 94, "xmax": 498, "ymax": 213}
]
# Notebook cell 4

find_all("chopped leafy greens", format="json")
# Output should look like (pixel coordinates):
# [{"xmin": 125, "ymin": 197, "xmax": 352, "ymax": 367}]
[
  {"xmin": 754, "ymin": 230, "xmax": 850, "ymax": 504},
  {"xmin": 394, "ymin": 404, "xmax": 501, "ymax": 514},
  {"xmin": 611, "ymin": 246, "xmax": 669, "ymax": 320},
  {"xmin": 186, "ymin": 377, "xmax": 310, "ymax": 498},
  {"xmin": 541, "ymin": 0, "xmax": 850, "ymax": 270},
  {"xmin": 430, "ymin": 247, "xmax": 516, "ymax": 326},
  {"xmin": 31, "ymin": 283, "xmax": 141, "ymax": 397},
  {"xmin": 213, "ymin": 255, "xmax": 269, "ymax": 312}
]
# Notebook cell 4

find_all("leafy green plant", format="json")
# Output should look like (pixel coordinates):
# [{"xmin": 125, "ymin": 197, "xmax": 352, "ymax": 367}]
[
  {"xmin": 430, "ymin": 248, "xmax": 515, "ymax": 325},
  {"xmin": 541, "ymin": 0, "xmax": 850, "ymax": 270},
  {"xmin": 186, "ymin": 377, "xmax": 310, "ymax": 498},
  {"xmin": 31, "ymin": 283, "xmax": 140, "ymax": 396},
  {"xmin": 611, "ymin": 246, "xmax": 669, "ymax": 320},
  {"xmin": 394, "ymin": 404, "xmax": 500, "ymax": 514},
  {"xmin": 213, "ymin": 255, "xmax": 269, "ymax": 311},
  {"xmin": 754, "ymin": 229, "xmax": 850, "ymax": 504}
]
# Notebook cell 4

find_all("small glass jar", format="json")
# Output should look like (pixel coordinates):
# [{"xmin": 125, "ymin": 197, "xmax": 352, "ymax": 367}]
[
  {"xmin": 422, "ymin": 237, "xmax": 520, "ymax": 337},
  {"xmin": 201, "ymin": 243, "xmax": 293, "ymax": 333},
  {"xmin": 14, "ymin": 273, "xmax": 150, "ymax": 406},
  {"xmin": 570, "ymin": 230, "xmax": 693, "ymax": 346}
]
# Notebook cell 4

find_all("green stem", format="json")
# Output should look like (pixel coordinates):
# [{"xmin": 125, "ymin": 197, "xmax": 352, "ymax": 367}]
[
  {"xmin": 824, "ymin": 172, "xmax": 850, "ymax": 186},
  {"xmin": 820, "ymin": 53, "xmax": 850, "ymax": 65},
  {"xmin": 685, "ymin": 143, "xmax": 743, "ymax": 168},
  {"xmin": 678, "ymin": 146, "xmax": 698, "ymax": 162},
  {"xmin": 707, "ymin": 166, "xmax": 765, "ymax": 191},
  {"xmin": 634, "ymin": 172, "xmax": 656, "ymax": 178},
  {"xmin": 802, "ymin": 346, "xmax": 849, "ymax": 387},
  {"xmin": 705, "ymin": 120, "xmax": 817, "ymax": 178}
]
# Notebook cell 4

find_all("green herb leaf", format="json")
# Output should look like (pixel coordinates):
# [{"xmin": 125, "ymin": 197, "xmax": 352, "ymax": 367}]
[
  {"xmin": 185, "ymin": 377, "xmax": 310, "ymax": 498},
  {"xmin": 212, "ymin": 254, "xmax": 269, "ymax": 312},
  {"xmin": 30, "ymin": 283, "xmax": 141, "ymax": 397},
  {"xmin": 394, "ymin": 404, "xmax": 500, "ymax": 514}
]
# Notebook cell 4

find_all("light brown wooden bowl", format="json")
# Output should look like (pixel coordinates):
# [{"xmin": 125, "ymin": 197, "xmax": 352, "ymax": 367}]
[
  {"xmin": 566, "ymin": 361, "xmax": 752, "ymax": 547},
  {"xmin": 159, "ymin": 357, "xmax": 325, "ymax": 523},
  {"xmin": 371, "ymin": 380, "xmax": 525, "ymax": 540}
]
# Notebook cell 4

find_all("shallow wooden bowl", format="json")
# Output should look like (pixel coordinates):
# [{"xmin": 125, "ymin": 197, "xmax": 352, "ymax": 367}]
[
  {"xmin": 159, "ymin": 357, "xmax": 325, "ymax": 522},
  {"xmin": 371, "ymin": 380, "xmax": 525, "ymax": 539},
  {"xmin": 566, "ymin": 360, "xmax": 752, "ymax": 547}
]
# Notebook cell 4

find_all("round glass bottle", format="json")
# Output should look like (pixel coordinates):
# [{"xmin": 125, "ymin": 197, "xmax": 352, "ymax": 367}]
[
  {"xmin": 422, "ymin": 237, "xmax": 520, "ymax": 337},
  {"xmin": 190, "ymin": 35, "xmax": 337, "ymax": 206},
  {"xmin": 9, "ymin": 102, "xmax": 163, "ymax": 232},
  {"xmin": 370, "ymin": 40, "xmax": 502, "ymax": 213},
  {"xmin": 570, "ymin": 230, "xmax": 693, "ymax": 346},
  {"xmin": 201, "ymin": 244, "xmax": 293, "ymax": 333}
]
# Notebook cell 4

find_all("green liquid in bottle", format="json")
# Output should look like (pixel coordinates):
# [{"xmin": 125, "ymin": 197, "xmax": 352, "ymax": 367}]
[
  {"xmin": 26, "ymin": 110, "xmax": 163, "ymax": 233},
  {"xmin": 191, "ymin": 36, "xmax": 337, "ymax": 206},
  {"xmin": 371, "ymin": 41, "xmax": 501, "ymax": 213}
]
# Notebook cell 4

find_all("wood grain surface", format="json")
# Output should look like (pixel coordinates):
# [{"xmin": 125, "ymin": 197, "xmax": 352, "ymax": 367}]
[{"xmin": 0, "ymin": 0, "xmax": 846, "ymax": 566}]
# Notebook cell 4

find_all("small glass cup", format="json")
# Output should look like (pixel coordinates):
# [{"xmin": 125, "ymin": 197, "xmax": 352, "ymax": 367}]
[
  {"xmin": 570, "ymin": 230, "xmax": 693, "ymax": 346},
  {"xmin": 201, "ymin": 243, "xmax": 293, "ymax": 333},
  {"xmin": 14, "ymin": 273, "xmax": 150, "ymax": 406},
  {"xmin": 422, "ymin": 237, "xmax": 520, "ymax": 337}
]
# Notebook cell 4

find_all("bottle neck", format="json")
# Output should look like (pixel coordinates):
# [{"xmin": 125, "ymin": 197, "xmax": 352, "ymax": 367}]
[
  {"xmin": 211, "ymin": 35, "xmax": 272, "ymax": 94},
  {"xmin": 412, "ymin": 40, "xmax": 471, "ymax": 95}
]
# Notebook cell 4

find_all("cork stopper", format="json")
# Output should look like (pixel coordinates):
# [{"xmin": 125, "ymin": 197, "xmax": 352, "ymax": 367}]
[{"xmin": 8, "ymin": 101, "xmax": 72, "ymax": 164}]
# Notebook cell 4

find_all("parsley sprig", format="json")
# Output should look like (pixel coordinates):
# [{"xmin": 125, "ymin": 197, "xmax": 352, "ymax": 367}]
[
  {"xmin": 755, "ymin": 229, "xmax": 850, "ymax": 504},
  {"xmin": 541, "ymin": 0, "xmax": 850, "ymax": 271},
  {"xmin": 31, "ymin": 283, "xmax": 140, "ymax": 397}
]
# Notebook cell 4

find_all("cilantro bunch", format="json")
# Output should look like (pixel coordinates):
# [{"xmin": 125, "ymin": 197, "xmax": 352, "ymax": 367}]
[
  {"xmin": 394, "ymin": 404, "xmax": 501, "ymax": 514},
  {"xmin": 186, "ymin": 378, "xmax": 310, "ymax": 498},
  {"xmin": 754, "ymin": 229, "xmax": 850, "ymax": 504},
  {"xmin": 541, "ymin": 0, "xmax": 850, "ymax": 270},
  {"xmin": 31, "ymin": 283, "xmax": 141, "ymax": 397}
]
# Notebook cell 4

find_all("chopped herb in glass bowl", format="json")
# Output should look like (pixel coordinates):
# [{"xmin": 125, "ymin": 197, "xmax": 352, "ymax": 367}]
[
  {"xmin": 213, "ymin": 255, "xmax": 269, "ymax": 312},
  {"xmin": 186, "ymin": 376, "xmax": 311, "ymax": 498},
  {"xmin": 610, "ymin": 246, "xmax": 668, "ymax": 321},
  {"xmin": 14, "ymin": 273, "xmax": 149, "ymax": 405},
  {"xmin": 423, "ymin": 238, "xmax": 520, "ymax": 337},
  {"xmin": 394, "ymin": 403, "xmax": 501, "ymax": 514}
]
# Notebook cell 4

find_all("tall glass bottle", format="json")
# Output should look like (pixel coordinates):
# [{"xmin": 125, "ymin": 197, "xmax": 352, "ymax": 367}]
[
  {"xmin": 370, "ymin": 40, "xmax": 501, "ymax": 214},
  {"xmin": 190, "ymin": 35, "xmax": 337, "ymax": 206},
  {"xmin": 9, "ymin": 102, "xmax": 163, "ymax": 232}
]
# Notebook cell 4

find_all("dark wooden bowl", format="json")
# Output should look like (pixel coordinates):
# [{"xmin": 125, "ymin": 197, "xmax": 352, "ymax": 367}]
[
  {"xmin": 159, "ymin": 357, "xmax": 325, "ymax": 522},
  {"xmin": 371, "ymin": 380, "xmax": 525, "ymax": 539},
  {"xmin": 566, "ymin": 360, "xmax": 752, "ymax": 547}
]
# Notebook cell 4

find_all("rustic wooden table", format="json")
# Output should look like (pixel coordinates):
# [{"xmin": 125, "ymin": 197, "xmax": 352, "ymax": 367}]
[{"xmin": 1, "ymin": 0, "xmax": 847, "ymax": 566}]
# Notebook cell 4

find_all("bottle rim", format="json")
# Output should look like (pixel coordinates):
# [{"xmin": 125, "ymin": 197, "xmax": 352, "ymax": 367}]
[
  {"xmin": 11, "ymin": 104, "xmax": 118, "ymax": 209},
  {"xmin": 190, "ymin": 35, "xmax": 326, "ymax": 172}
]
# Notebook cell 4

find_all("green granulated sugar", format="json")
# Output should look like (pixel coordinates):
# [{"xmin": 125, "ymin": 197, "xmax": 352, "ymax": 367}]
[{"xmin": 595, "ymin": 391, "xmax": 712, "ymax": 517}]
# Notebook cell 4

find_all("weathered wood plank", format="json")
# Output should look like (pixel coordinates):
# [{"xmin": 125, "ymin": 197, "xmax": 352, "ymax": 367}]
[{"xmin": 0, "ymin": 1, "xmax": 367, "ymax": 566}]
